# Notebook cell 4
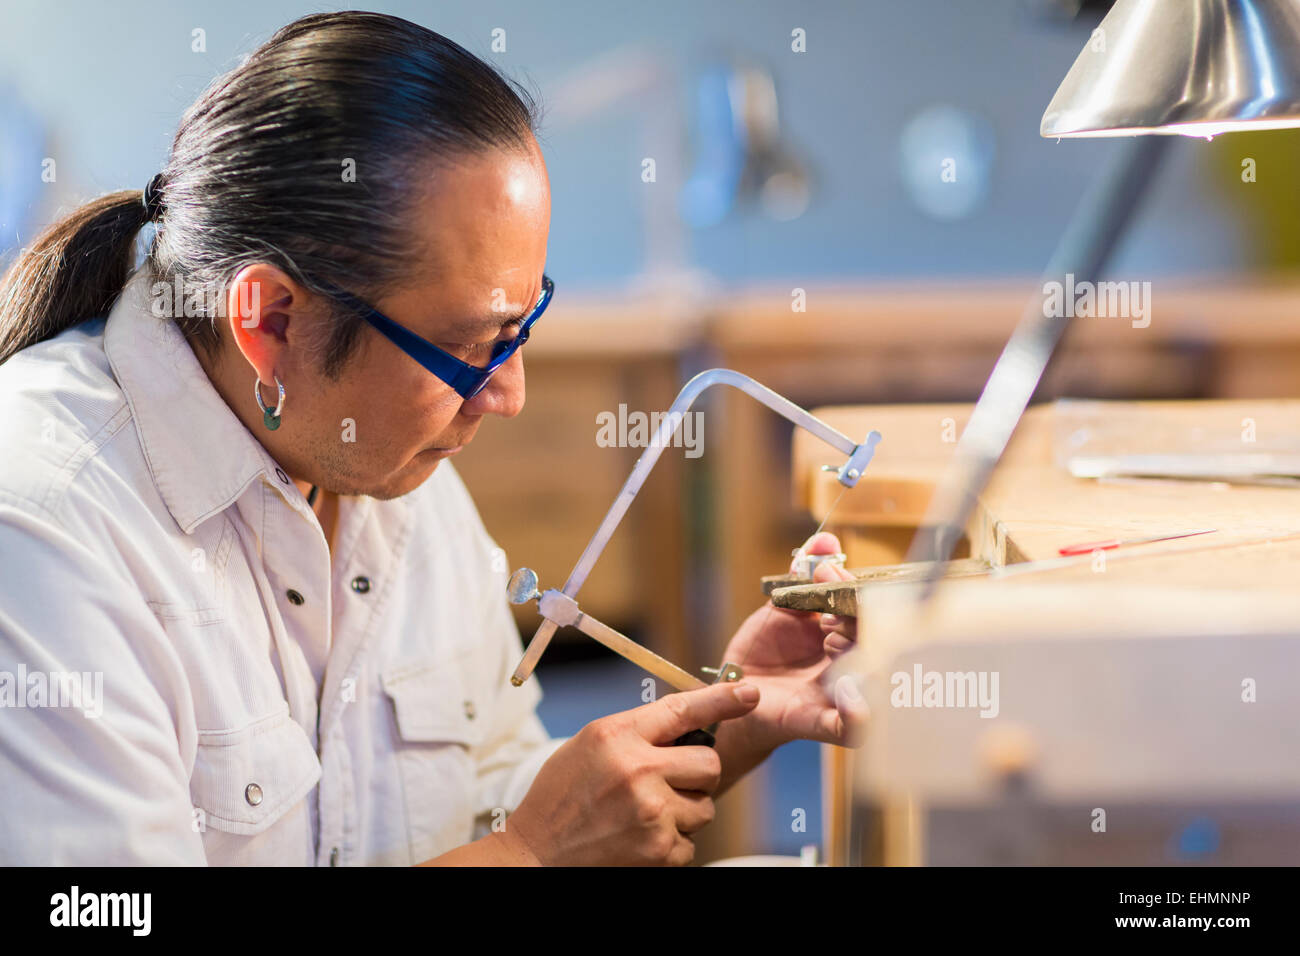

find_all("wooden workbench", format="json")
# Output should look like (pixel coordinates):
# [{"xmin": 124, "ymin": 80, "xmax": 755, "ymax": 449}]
[{"xmin": 792, "ymin": 398, "xmax": 1300, "ymax": 864}]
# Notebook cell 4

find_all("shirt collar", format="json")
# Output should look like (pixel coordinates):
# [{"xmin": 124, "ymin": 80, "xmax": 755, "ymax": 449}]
[{"xmin": 105, "ymin": 268, "xmax": 309, "ymax": 534}]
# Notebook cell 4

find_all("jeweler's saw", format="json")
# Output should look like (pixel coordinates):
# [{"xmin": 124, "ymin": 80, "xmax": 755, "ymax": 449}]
[{"xmin": 506, "ymin": 368, "xmax": 882, "ymax": 703}]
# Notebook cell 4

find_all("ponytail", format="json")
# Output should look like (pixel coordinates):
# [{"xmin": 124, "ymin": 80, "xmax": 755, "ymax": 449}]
[{"xmin": 0, "ymin": 190, "xmax": 150, "ymax": 366}]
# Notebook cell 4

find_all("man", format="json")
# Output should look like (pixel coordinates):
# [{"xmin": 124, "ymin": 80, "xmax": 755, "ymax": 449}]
[{"xmin": 0, "ymin": 12, "xmax": 864, "ymax": 866}]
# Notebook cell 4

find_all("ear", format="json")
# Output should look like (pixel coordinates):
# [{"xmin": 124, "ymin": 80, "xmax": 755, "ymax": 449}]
[{"xmin": 225, "ymin": 264, "xmax": 302, "ymax": 385}]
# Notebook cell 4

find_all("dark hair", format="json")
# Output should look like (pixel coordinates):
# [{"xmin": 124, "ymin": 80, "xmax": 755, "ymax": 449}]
[{"xmin": 0, "ymin": 11, "xmax": 538, "ymax": 376}]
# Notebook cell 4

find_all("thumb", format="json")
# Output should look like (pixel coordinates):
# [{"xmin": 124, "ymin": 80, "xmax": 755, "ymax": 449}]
[
  {"xmin": 798, "ymin": 531, "xmax": 842, "ymax": 559},
  {"xmin": 632, "ymin": 682, "xmax": 760, "ymax": 745}
]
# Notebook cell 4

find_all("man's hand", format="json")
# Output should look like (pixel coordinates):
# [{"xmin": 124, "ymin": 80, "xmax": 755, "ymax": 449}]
[
  {"xmin": 713, "ymin": 532, "xmax": 868, "ymax": 787},
  {"xmin": 504, "ymin": 681, "xmax": 761, "ymax": 865}
]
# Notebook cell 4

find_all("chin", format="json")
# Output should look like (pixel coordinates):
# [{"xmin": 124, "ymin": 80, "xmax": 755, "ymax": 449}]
[
  {"xmin": 345, "ymin": 443, "xmax": 457, "ymax": 501},
  {"xmin": 379, "ymin": 454, "xmax": 446, "ymax": 500}
]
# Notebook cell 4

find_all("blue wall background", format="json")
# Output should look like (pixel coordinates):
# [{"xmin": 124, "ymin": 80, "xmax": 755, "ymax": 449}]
[{"xmin": 0, "ymin": 0, "xmax": 1247, "ymax": 283}]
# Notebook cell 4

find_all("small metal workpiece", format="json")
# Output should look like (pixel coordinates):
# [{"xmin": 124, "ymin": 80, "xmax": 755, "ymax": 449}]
[{"xmin": 789, "ymin": 549, "xmax": 846, "ymax": 580}]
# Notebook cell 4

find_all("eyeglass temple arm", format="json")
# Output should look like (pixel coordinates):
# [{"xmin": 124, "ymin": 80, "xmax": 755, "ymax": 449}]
[{"xmin": 509, "ymin": 367, "xmax": 882, "ymax": 687}]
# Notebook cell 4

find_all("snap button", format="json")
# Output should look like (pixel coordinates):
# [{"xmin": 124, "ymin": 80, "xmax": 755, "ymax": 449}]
[
  {"xmin": 275, "ymin": 468, "xmax": 289, "ymax": 484},
  {"xmin": 463, "ymin": 700, "xmax": 476, "ymax": 721},
  {"xmin": 286, "ymin": 589, "xmax": 304, "ymax": 606},
  {"xmin": 350, "ymin": 576, "xmax": 371, "ymax": 594},
  {"xmin": 245, "ymin": 783, "xmax": 263, "ymax": 806}
]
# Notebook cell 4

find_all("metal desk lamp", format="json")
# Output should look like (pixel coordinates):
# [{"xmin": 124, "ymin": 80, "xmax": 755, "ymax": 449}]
[{"xmin": 909, "ymin": 0, "xmax": 1300, "ymax": 586}]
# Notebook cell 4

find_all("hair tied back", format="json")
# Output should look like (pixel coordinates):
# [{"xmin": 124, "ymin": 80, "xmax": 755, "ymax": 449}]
[{"xmin": 141, "ymin": 173, "xmax": 165, "ymax": 221}]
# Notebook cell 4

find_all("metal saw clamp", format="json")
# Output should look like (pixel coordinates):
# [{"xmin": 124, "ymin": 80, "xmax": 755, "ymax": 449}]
[{"xmin": 505, "ymin": 368, "xmax": 881, "ymax": 713}]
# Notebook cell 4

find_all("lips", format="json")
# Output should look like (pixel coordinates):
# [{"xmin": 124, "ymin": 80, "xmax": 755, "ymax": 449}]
[
  {"xmin": 419, "ymin": 444, "xmax": 464, "ymax": 457},
  {"xmin": 420, "ymin": 426, "xmax": 478, "ymax": 457},
  {"xmin": 424, "ymin": 431, "xmax": 476, "ymax": 453}
]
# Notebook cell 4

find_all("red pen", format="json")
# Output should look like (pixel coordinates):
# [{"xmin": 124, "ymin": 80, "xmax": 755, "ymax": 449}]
[{"xmin": 1058, "ymin": 528, "xmax": 1216, "ymax": 556}]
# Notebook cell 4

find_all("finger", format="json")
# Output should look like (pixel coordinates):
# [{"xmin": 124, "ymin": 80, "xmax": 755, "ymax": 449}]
[
  {"xmin": 631, "ymin": 682, "xmax": 760, "ymax": 745},
  {"xmin": 829, "ymin": 674, "xmax": 870, "ymax": 746},
  {"xmin": 660, "ymin": 745, "xmax": 723, "ymax": 793},
  {"xmin": 819, "ymin": 613, "xmax": 856, "ymax": 640},
  {"xmin": 801, "ymin": 531, "xmax": 842, "ymax": 555},
  {"xmin": 812, "ymin": 559, "xmax": 853, "ymax": 584},
  {"xmin": 668, "ymin": 789, "xmax": 716, "ymax": 835},
  {"xmin": 791, "ymin": 532, "xmax": 845, "ymax": 574},
  {"xmin": 665, "ymin": 832, "xmax": 697, "ymax": 867},
  {"xmin": 825, "ymin": 631, "xmax": 855, "ymax": 660}
]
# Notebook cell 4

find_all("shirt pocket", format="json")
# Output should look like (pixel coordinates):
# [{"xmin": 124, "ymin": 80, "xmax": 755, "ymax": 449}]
[
  {"xmin": 190, "ymin": 708, "xmax": 322, "ymax": 862},
  {"xmin": 381, "ymin": 650, "xmax": 485, "ymax": 864}
]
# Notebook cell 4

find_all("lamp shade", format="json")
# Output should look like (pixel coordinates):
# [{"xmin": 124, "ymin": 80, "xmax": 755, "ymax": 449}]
[{"xmin": 1042, "ymin": 0, "xmax": 1300, "ymax": 137}]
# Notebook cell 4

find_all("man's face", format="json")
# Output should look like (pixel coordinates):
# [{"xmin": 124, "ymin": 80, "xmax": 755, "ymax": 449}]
[{"xmin": 220, "ymin": 136, "xmax": 550, "ymax": 499}]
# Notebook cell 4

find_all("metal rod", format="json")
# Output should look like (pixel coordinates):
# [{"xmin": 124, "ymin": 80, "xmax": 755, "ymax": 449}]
[{"xmin": 905, "ymin": 135, "xmax": 1172, "ymax": 595}]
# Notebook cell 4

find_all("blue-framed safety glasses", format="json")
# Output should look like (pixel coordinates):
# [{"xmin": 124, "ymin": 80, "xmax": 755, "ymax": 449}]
[{"xmin": 316, "ymin": 275, "xmax": 553, "ymax": 399}]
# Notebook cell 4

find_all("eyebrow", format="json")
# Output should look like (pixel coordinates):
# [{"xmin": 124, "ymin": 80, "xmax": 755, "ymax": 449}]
[
  {"xmin": 445, "ymin": 309, "xmax": 530, "ymax": 337},
  {"xmin": 444, "ymin": 286, "xmax": 540, "ymax": 336}
]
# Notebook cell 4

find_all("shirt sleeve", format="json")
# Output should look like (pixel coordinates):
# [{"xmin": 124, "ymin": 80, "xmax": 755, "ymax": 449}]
[{"xmin": 0, "ymin": 497, "xmax": 207, "ymax": 864}]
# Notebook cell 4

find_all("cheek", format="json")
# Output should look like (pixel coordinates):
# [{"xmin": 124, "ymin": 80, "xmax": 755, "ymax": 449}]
[
  {"xmin": 370, "ymin": 359, "xmax": 458, "ymax": 415},
  {"xmin": 331, "ymin": 370, "xmax": 450, "ymax": 449},
  {"xmin": 417, "ymin": 377, "xmax": 463, "ymax": 418},
  {"xmin": 405, "ymin": 379, "xmax": 464, "ymax": 440}
]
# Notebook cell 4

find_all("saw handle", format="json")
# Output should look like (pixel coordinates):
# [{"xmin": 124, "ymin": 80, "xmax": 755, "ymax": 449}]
[
  {"xmin": 672, "ymin": 727, "xmax": 717, "ymax": 748},
  {"xmin": 669, "ymin": 661, "xmax": 743, "ymax": 748}
]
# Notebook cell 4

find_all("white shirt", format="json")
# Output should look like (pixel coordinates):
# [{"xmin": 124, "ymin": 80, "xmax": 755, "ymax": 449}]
[{"xmin": 0, "ymin": 269, "xmax": 565, "ymax": 865}]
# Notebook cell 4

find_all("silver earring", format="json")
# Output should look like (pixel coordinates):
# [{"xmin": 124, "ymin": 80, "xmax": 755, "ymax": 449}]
[{"xmin": 255, "ymin": 375, "xmax": 285, "ymax": 431}]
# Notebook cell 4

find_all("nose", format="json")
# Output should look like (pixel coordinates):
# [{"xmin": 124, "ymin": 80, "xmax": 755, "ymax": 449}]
[{"xmin": 462, "ymin": 350, "xmax": 526, "ymax": 419}]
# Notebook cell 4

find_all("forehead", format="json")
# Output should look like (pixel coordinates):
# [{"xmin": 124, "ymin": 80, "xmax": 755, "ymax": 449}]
[{"xmin": 403, "ymin": 143, "xmax": 550, "ymax": 321}]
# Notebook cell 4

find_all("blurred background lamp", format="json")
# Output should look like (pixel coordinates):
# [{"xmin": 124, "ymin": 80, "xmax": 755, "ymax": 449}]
[
  {"xmin": 683, "ymin": 59, "xmax": 812, "ymax": 226},
  {"xmin": 0, "ymin": 85, "xmax": 45, "ymax": 262},
  {"xmin": 1042, "ymin": 0, "xmax": 1300, "ymax": 138},
  {"xmin": 899, "ymin": 104, "xmax": 996, "ymax": 221}
]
